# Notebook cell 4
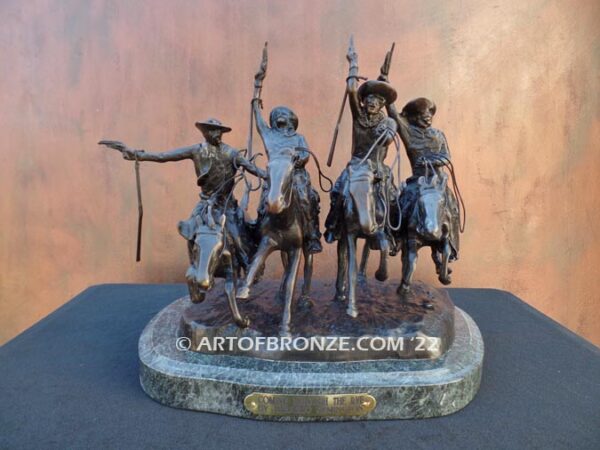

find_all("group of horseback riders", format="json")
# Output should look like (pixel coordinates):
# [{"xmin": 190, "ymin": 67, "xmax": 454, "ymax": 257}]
[{"xmin": 100, "ymin": 39, "xmax": 463, "ymax": 331}]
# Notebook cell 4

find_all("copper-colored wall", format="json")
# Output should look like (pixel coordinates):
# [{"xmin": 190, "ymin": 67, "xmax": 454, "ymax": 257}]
[{"xmin": 1, "ymin": 0, "xmax": 599, "ymax": 346}]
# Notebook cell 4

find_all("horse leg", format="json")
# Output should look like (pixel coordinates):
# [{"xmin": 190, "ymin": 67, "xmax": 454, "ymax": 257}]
[
  {"xmin": 236, "ymin": 237, "xmax": 276, "ymax": 299},
  {"xmin": 187, "ymin": 279, "xmax": 205, "ymax": 304},
  {"xmin": 280, "ymin": 248, "xmax": 301, "ymax": 336},
  {"xmin": 431, "ymin": 248, "xmax": 442, "ymax": 275},
  {"xmin": 398, "ymin": 237, "xmax": 418, "ymax": 294},
  {"xmin": 438, "ymin": 239, "xmax": 452, "ymax": 285},
  {"xmin": 346, "ymin": 233, "xmax": 359, "ymax": 318},
  {"xmin": 358, "ymin": 242, "xmax": 369, "ymax": 282},
  {"xmin": 300, "ymin": 246, "xmax": 313, "ymax": 303},
  {"xmin": 281, "ymin": 252, "xmax": 289, "ymax": 271},
  {"xmin": 375, "ymin": 238, "xmax": 389, "ymax": 282},
  {"xmin": 335, "ymin": 238, "xmax": 348, "ymax": 302},
  {"xmin": 222, "ymin": 252, "xmax": 249, "ymax": 327}
]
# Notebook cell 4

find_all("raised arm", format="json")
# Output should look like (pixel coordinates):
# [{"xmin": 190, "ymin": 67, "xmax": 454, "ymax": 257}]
[
  {"xmin": 346, "ymin": 36, "xmax": 361, "ymax": 118},
  {"xmin": 376, "ymin": 45, "xmax": 411, "ymax": 150},
  {"xmin": 252, "ymin": 42, "xmax": 270, "ymax": 139},
  {"xmin": 252, "ymin": 99, "xmax": 269, "ymax": 138},
  {"xmin": 386, "ymin": 104, "xmax": 411, "ymax": 149}
]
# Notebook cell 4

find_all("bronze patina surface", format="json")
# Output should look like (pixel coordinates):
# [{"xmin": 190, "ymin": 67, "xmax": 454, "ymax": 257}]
[{"xmin": 180, "ymin": 279, "xmax": 454, "ymax": 361}]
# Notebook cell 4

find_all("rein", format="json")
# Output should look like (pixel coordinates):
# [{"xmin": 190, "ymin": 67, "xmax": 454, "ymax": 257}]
[
  {"xmin": 295, "ymin": 147, "xmax": 334, "ymax": 193},
  {"xmin": 429, "ymin": 154, "xmax": 466, "ymax": 233}
]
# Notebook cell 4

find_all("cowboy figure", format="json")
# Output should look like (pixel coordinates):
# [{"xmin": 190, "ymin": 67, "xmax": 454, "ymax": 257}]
[
  {"xmin": 110, "ymin": 118, "xmax": 266, "ymax": 270},
  {"xmin": 386, "ymin": 97, "xmax": 460, "ymax": 261},
  {"xmin": 251, "ymin": 101, "xmax": 323, "ymax": 254},
  {"xmin": 324, "ymin": 44, "xmax": 398, "ymax": 251}
]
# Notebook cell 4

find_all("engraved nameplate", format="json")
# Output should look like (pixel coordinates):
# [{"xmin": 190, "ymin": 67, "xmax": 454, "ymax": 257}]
[{"xmin": 244, "ymin": 393, "xmax": 376, "ymax": 417}]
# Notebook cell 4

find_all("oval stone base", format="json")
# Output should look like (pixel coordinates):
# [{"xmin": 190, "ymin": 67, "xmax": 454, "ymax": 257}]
[{"xmin": 138, "ymin": 292, "xmax": 484, "ymax": 421}]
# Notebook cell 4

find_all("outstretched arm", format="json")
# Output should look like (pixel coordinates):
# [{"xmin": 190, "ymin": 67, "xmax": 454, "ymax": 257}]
[
  {"xmin": 99, "ymin": 140, "xmax": 196, "ymax": 162},
  {"xmin": 130, "ymin": 144, "xmax": 197, "ymax": 162}
]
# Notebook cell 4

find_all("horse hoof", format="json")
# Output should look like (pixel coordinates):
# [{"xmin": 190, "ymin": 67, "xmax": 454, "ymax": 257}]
[
  {"xmin": 298, "ymin": 296, "xmax": 314, "ymax": 309},
  {"xmin": 346, "ymin": 307, "xmax": 358, "ymax": 318},
  {"xmin": 190, "ymin": 291, "xmax": 206, "ymax": 304},
  {"xmin": 439, "ymin": 275, "xmax": 452, "ymax": 285},
  {"xmin": 397, "ymin": 283, "xmax": 410, "ymax": 295},
  {"xmin": 280, "ymin": 327, "xmax": 291, "ymax": 337},
  {"xmin": 333, "ymin": 294, "xmax": 347, "ymax": 303},
  {"xmin": 235, "ymin": 317, "xmax": 251, "ymax": 328},
  {"xmin": 375, "ymin": 269, "xmax": 388, "ymax": 282},
  {"xmin": 236, "ymin": 283, "xmax": 250, "ymax": 299}
]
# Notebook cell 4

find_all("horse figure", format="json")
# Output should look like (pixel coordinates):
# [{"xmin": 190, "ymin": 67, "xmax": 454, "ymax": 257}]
[
  {"xmin": 236, "ymin": 148, "xmax": 313, "ymax": 335},
  {"xmin": 397, "ymin": 171, "xmax": 453, "ymax": 293},
  {"xmin": 179, "ymin": 209, "xmax": 252, "ymax": 328},
  {"xmin": 335, "ymin": 159, "xmax": 390, "ymax": 318}
]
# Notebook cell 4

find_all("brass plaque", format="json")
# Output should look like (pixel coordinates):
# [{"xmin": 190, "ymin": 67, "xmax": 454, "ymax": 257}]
[{"xmin": 244, "ymin": 393, "xmax": 376, "ymax": 417}]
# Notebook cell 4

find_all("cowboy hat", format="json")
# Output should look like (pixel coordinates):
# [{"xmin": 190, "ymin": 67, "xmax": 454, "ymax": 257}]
[
  {"xmin": 357, "ymin": 80, "xmax": 397, "ymax": 105},
  {"xmin": 195, "ymin": 118, "xmax": 232, "ymax": 133}
]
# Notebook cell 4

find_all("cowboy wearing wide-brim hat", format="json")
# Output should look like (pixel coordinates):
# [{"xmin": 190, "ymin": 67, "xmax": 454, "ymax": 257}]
[
  {"xmin": 101, "ymin": 117, "xmax": 265, "ymax": 271},
  {"xmin": 357, "ymin": 80, "xmax": 398, "ymax": 106},
  {"xmin": 324, "ymin": 50, "xmax": 399, "ymax": 248}
]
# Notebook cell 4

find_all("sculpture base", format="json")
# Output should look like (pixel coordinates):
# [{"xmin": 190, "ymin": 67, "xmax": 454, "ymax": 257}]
[
  {"xmin": 181, "ymin": 279, "xmax": 455, "ymax": 360},
  {"xmin": 138, "ymin": 289, "xmax": 484, "ymax": 421}
]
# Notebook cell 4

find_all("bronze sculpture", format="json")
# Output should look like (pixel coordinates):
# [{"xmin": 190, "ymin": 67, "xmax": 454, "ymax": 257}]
[
  {"xmin": 100, "ymin": 37, "xmax": 482, "ymax": 421},
  {"xmin": 99, "ymin": 118, "xmax": 265, "ymax": 326},
  {"xmin": 378, "ymin": 88, "xmax": 465, "ymax": 291},
  {"xmin": 235, "ymin": 45, "xmax": 324, "ymax": 335},
  {"xmin": 99, "ymin": 37, "xmax": 464, "ymax": 332},
  {"xmin": 324, "ymin": 38, "xmax": 400, "ymax": 317}
]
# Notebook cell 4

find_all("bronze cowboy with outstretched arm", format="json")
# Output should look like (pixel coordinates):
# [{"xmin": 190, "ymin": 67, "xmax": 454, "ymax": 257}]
[{"xmin": 100, "ymin": 118, "xmax": 266, "ymax": 272}]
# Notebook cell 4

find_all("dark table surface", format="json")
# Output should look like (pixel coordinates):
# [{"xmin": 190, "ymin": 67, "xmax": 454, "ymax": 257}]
[{"xmin": 1, "ymin": 284, "xmax": 599, "ymax": 450}]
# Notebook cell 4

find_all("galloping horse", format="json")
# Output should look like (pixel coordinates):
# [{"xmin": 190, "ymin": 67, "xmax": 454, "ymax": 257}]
[
  {"xmin": 396, "ymin": 171, "xmax": 453, "ymax": 293},
  {"xmin": 236, "ymin": 148, "xmax": 313, "ymax": 335},
  {"xmin": 179, "ymin": 208, "xmax": 253, "ymax": 328},
  {"xmin": 335, "ymin": 159, "xmax": 390, "ymax": 318}
]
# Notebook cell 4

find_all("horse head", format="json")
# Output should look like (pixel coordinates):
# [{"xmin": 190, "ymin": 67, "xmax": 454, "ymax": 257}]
[
  {"xmin": 348, "ymin": 161, "xmax": 379, "ymax": 235},
  {"xmin": 266, "ymin": 148, "xmax": 296, "ymax": 215},
  {"xmin": 415, "ymin": 172, "xmax": 448, "ymax": 241},
  {"xmin": 185, "ymin": 213, "xmax": 226, "ymax": 292}
]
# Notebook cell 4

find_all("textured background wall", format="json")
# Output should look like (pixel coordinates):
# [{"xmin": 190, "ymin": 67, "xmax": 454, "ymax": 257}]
[{"xmin": 1, "ymin": 0, "xmax": 599, "ymax": 346}]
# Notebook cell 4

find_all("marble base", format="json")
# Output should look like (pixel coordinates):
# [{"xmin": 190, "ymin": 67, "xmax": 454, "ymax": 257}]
[{"xmin": 138, "ymin": 293, "xmax": 484, "ymax": 421}]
